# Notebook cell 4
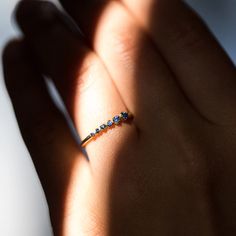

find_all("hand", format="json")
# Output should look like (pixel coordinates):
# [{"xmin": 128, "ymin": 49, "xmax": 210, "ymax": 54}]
[{"xmin": 3, "ymin": 0, "xmax": 236, "ymax": 235}]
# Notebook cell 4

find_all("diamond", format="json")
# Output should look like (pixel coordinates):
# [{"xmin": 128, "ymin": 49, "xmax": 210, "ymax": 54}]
[
  {"xmin": 100, "ymin": 124, "xmax": 107, "ymax": 130},
  {"xmin": 90, "ymin": 132, "xmax": 95, "ymax": 137},
  {"xmin": 113, "ymin": 115, "xmax": 121, "ymax": 124},
  {"xmin": 121, "ymin": 112, "xmax": 129, "ymax": 120},
  {"xmin": 95, "ymin": 128, "xmax": 100, "ymax": 134},
  {"xmin": 107, "ymin": 120, "xmax": 113, "ymax": 127}
]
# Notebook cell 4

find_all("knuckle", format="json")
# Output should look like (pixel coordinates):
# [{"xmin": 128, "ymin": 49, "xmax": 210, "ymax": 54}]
[
  {"xmin": 168, "ymin": 17, "xmax": 208, "ymax": 51},
  {"xmin": 111, "ymin": 26, "xmax": 139, "ymax": 71},
  {"xmin": 73, "ymin": 54, "xmax": 98, "ymax": 94},
  {"xmin": 54, "ymin": 52, "xmax": 99, "ymax": 108},
  {"xmin": 114, "ymin": 32, "xmax": 136, "ymax": 57}
]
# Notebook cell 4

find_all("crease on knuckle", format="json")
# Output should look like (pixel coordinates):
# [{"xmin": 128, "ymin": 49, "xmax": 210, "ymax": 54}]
[
  {"xmin": 112, "ymin": 28, "xmax": 139, "ymax": 71},
  {"xmin": 73, "ymin": 54, "xmax": 98, "ymax": 94},
  {"xmin": 168, "ymin": 17, "xmax": 208, "ymax": 51}
]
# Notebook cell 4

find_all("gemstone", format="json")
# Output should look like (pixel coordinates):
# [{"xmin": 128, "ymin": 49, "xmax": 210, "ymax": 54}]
[
  {"xmin": 113, "ymin": 115, "xmax": 121, "ymax": 124},
  {"xmin": 90, "ymin": 132, "xmax": 95, "ymax": 137},
  {"xmin": 100, "ymin": 124, "xmax": 107, "ymax": 130},
  {"xmin": 107, "ymin": 120, "xmax": 113, "ymax": 127},
  {"xmin": 121, "ymin": 112, "xmax": 129, "ymax": 120},
  {"xmin": 95, "ymin": 128, "xmax": 100, "ymax": 134}
]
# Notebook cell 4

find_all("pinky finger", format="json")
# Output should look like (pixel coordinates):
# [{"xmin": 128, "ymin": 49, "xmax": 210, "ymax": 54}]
[{"xmin": 2, "ymin": 39, "xmax": 87, "ymax": 235}]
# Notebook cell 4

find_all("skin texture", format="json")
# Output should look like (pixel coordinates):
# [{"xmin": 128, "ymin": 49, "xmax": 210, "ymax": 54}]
[{"xmin": 2, "ymin": 0, "xmax": 236, "ymax": 235}]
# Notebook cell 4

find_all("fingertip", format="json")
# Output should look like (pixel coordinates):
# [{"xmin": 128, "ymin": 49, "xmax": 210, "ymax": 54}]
[{"xmin": 15, "ymin": 0, "xmax": 58, "ymax": 32}]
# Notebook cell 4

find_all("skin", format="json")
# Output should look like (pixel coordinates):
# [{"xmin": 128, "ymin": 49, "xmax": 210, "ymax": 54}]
[{"xmin": 2, "ymin": 0, "xmax": 236, "ymax": 235}]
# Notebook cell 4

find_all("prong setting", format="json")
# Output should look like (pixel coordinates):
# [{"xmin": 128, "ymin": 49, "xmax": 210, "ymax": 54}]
[
  {"xmin": 107, "ymin": 120, "xmax": 113, "ymax": 127},
  {"xmin": 121, "ymin": 112, "xmax": 129, "ymax": 120},
  {"xmin": 95, "ymin": 128, "xmax": 101, "ymax": 134},
  {"xmin": 100, "ymin": 124, "xmax": 107, "ymax": 130},
  {"xmin": 113, "ymin": 115, "xmax": 121, "ymax": 124}
]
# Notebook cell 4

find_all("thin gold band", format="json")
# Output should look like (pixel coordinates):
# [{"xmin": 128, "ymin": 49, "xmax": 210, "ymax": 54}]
[{"xmin": 81, "ymin": 111, "xmax": 132, "ymax": 147}]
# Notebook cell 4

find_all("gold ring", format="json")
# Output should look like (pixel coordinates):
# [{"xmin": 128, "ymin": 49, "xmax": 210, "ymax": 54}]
[{"xmin": 81, "ymin": 111, "xmax": 132, "ymax": 147}]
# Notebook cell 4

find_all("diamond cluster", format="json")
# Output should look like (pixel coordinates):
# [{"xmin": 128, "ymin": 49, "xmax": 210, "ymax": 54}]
[{"xmin": 90, "ymin": 112, "xmax": 129, "ymax": 138}]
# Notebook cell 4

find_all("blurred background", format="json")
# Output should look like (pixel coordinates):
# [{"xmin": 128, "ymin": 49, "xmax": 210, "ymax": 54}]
[{"xmin": 0, "ymin": 0, "xmax": 235, "ymax": 235}]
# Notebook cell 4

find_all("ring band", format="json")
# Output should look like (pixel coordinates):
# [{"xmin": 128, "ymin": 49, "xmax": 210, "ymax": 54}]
[{"xmin": 81, "ymin": 111, "xmax": 132, "ymax": 147}]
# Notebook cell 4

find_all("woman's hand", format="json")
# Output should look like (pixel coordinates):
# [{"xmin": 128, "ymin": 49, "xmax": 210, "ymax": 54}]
[{"xmin": 3, "ymin": 0, "xmax": 236, "ymax": 235}]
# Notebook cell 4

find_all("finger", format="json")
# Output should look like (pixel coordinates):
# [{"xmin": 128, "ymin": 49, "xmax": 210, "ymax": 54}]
[
  {"xmin": 58, "ymin": 0, "xmax": 199, "ymax": 130},
  {"xmin": 121, "ymin": 0, "xmax": 236, "ymax": 125},
  {"xmin": 15, "ymin": 0, "xmax": 88, "ymax": 107},
  {"xmin": 15, "ymin": 0, "xmax": 137, "ymax": 170},
  {"xmin": 2, "ymin": 39, "xmax": 87, "ymax": 234}
]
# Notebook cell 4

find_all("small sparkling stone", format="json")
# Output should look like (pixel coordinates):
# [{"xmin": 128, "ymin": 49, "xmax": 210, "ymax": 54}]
[
  {"xmin": 100, "ymin": 124, "xmax": 107, "ymax": 130},
  {"xmin": 90, "ymin": 132, "xmax": 95, "ymax": 137},
  {"xmin": 113, "ymin": 115, "xmax": 121, "ymax": 124},
  {"xmin": 95, "ymin": 128, "xmax": 100, "ymax": 134},
  {"xmin": 121, "ymin": 112, "xmax": 129, "ymax": 120},
  {"xmin": 107, "ymin": 120, "xmax": 113, "ymax": 127}
]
